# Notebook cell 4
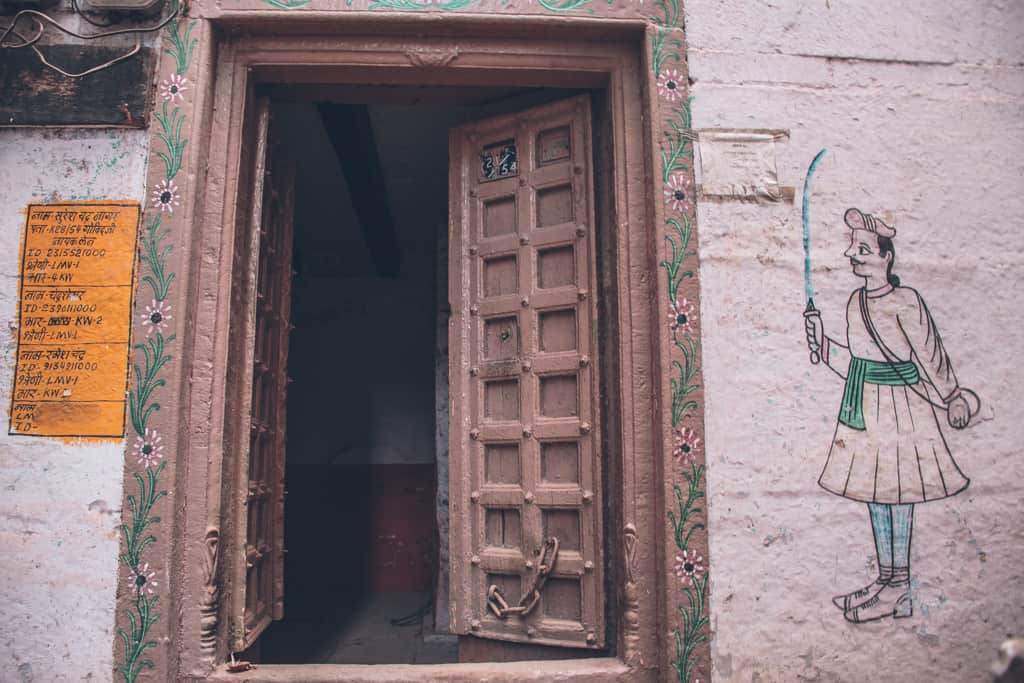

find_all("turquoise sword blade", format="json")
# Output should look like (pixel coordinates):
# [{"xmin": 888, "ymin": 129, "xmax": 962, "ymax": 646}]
[
  {"xmin": 802, "ymin": 148, "xmax": 827, "ymax": 364},
  {"xmin": 802, "ymin": 147, "xmax": 827, "ymax": 305}
]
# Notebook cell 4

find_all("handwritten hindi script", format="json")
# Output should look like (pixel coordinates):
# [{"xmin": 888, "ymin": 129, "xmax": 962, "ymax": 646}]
[{"xmin": 9, "ymin": 203, "xmax": 140, "ymax": 437}]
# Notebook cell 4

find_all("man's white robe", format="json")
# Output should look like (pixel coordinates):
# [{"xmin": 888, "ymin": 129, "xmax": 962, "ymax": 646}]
[{"xmin": 818, "ymin": 284, "xmax": 969, "ymax": 504}]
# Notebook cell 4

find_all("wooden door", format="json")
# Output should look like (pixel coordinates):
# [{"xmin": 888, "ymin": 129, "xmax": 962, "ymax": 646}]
[
  {"xmin": 228, "ymin": 97, "xmax": 296, "ymax": 652},
  {"xmin": 449, "ymin": 95, "xmax": 604, "ymax": 649}
]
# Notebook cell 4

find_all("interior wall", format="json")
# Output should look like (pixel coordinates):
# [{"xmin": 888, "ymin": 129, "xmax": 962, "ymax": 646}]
[
  {"xmin": 269, "ymin": 102, "xmax": 440, "ymax": 607},
  {"xmin": 280, "ymin": 102, "xmax": 439, "ymax": 468},
  {"xmin": 685, "ymin": 1, "xmax": 1024, "ymax": 680},
  {"xmin": 286, "ymin": 276, "xmax": 436, "ymax": 467}
]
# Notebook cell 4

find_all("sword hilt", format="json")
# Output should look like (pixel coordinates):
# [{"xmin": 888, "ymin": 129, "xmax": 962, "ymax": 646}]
[{"xmin": 803, "ymin": 299, "xmax": 821, "ymax": 365}]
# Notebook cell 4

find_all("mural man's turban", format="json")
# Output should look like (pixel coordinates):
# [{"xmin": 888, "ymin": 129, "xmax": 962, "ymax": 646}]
[{"xmin": 844, "ymin": 207, "xmax": 896, "ymax": 239}]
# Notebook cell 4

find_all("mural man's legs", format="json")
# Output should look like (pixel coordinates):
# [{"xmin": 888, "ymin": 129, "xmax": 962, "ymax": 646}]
[
  {"xmin": 831, "ymin": 503, "xmax": 889, "ymax": 611},
  {"xmin": 841, "ymin": 503, "xmax": 914, "ymax": 623},
  {"xmin": 888, "ymin": 503, "xmax": 914, "ymax": 587},
  {"xmin": 869, "ymin": 502, "xmax": 896, "ymax": 582},
  {"xmin": 831, "ymin": 503, "xmax": 915, "ymax": 620}
]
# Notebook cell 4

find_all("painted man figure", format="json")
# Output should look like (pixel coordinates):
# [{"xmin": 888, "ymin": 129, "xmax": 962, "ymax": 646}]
[{"xmin": 804, "ymin": 208, "xmax": 975, "ymax": 623}]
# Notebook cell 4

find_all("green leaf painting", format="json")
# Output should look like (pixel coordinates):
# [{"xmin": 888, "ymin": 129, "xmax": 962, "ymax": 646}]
[
  {"xmin": 662, "ymin": 215, "xmax": 696, "ymax": 309},
  {"xmin": 651, "ymin": 0, "xmax": 683, "ymax": 76},
  {"xmin": 260, "ymin": 0, "xmax": 598, "ymax": 12},
  {"xmin": 120, "ymin": 463, "xmax": 168, "ymax": 571},
  {"xmin": 261, "ymin": 0, "xmax": 311, "ymax": 7},
  {"xmin": 366, "ymin": 0, "xmax": 479, "ymax": 9},
  {"xmin": 674, "ymin": 572, "xmax": 709, "ymax": 683},
  {"xmin": 128, "ymin": 333, "xmax": 175, "ymax": 437},
  {"xmin": 116, "ymin": 591, "xmax": 161, "ymax": 681},
  {"xmin": 537, "ymin": 0, "xmax": 593, "ymax": 12},
  {"xmin": 140, "ymin": 215, "xmax": 175, "ymax": 302},
  {"xmin": 660, "ymin": 100, "xmax": 694, "ymax": 185},
  {"xmin": 164, "ymin": 8, "xmax": 196, "ymax": 76},
  {"xmin": 153, "ymin": 101, "xmax": 187, "ymax": 181}
]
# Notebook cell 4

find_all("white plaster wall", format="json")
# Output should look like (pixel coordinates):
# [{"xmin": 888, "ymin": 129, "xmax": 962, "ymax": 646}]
[
  {"xmin": 0, "ymin": 129, "xmax": 149, "ymax": 682},
  {"xmin": 687, "ymin": 1, "xmax": 1024, "ymax": 680}
]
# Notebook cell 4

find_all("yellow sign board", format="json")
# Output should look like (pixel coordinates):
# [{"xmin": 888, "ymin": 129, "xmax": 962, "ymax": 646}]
[{"xmin": 9, "ymin": 203, "xmax": 141, "ymax": 438}]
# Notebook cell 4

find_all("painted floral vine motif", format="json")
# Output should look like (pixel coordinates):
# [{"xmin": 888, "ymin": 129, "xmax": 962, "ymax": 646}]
[
  {"xmin": 140, "ymin": 217, "xmax": 175, "ymax": 302},
  {"xmin": 116, "ymin": 0, "xmax": 191, "ymax": 679},
  {"xmin": 657, "ymin": 68, "xmax": 685, "ymax": 104},
  {"xmin": 651, "ymin": 0, "xmax": 683, "ymax": 78},
  {"xmin": 261, "ymin": 0, "xmax": 596, "ymax": 12},
  {"xmin": 153, "ymin": 102, "xmax": 188, "ymax": 180},
  {"xmin": 533, "ymin": 0, "xmax": 592, "ymax": 11},
  {"xmin": 117, "ymin": 461, "xmax": 167, "ymax": 681},
  {"xmin": 669, "ymin": 461, "xmax": 708, "ymax": 683},
  {"xmin": 262, "ymin": 0, "xmax": 311, "ymax": 8},
  {"xmin": 367, "ymin": 0, "xmax": 481, "ymax": 9},
  {"xmin": 652, "ymin": 0, "xmax": 708, "ymax": 680},
  {"xmin": 163, "ymin": 4, "xmax": 196, "ymax": 75},
  {"xmin": 366, "ymin": 0, "xmax": 595, "ymax": 10},
  {"xmin": 660, "ymin": 99, "xmax": 694, "ymax": 185}
]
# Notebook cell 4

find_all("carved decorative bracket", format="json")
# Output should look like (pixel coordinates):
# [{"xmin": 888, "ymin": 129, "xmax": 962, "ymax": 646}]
[
  {"xmin": 405, "ymin": 47, "xmax": 460, "ymax": 68},
  {"xmin": 622, "ymin": 523, "xmax": 640, "ymax": 666},
  {"xmin": 199, "ymin": 527, "xmax": 220, "ymax": 660}
]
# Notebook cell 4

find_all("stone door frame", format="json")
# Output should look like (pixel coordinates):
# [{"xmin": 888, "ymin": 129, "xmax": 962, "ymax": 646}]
[{"xmin": 148, "ymin": 16, "xmax": 672, "ymax": 682}]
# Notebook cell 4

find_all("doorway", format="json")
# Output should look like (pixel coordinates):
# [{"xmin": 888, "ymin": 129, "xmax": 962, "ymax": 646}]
[
  {"xmin": 155, "ymin": 28, "xmax": 664, "ymax": 682},
  {"xmin": 247, "ymin": 87, "xmax": 587, "ymax": 665}
]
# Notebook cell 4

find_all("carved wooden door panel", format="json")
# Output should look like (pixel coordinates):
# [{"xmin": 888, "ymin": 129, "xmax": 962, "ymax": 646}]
[
  {"xmin": 449, "ymin": 95, "xmax": 604, "ymax": 649},
  {"xmin": 228, "ymin": 97, "xmax": 295, "ymax": 652}
]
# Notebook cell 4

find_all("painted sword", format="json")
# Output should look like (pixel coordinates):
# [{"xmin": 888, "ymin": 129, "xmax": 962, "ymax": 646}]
[{"xmin": 802, "ymin": 148, "xmax": 827, "ymax": 364}]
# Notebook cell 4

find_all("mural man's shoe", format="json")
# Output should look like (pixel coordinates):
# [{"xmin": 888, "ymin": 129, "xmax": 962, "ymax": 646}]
[
  {"xmin": 843, "ymin": 583, "xmax": 913, "ymax": 623},
  {"xmin": 831, "ymin": 578, "xmax": 886, "ymax": 611}
]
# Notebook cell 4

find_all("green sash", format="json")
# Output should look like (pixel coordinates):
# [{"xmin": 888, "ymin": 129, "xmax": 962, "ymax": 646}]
[{"xmin": 839, "ymin": 357, "xmax": 920, "ymax": 430}]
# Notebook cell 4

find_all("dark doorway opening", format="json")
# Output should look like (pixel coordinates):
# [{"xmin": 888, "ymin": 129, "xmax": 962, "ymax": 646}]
[{"xmin": 253, "ymin": 87, "xmax": 583, "ymax": 665}]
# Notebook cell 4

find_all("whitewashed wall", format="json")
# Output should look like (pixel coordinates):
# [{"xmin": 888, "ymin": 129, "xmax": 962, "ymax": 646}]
[
  {"xmin": 0, "ymin": 129, "xmax": 149, "ymax": 682},
  {"xmin": 687, "ymin": 1, "xmax": 1024, "ymax": 680}
]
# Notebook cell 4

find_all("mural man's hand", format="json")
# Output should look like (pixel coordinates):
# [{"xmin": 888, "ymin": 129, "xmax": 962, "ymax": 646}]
[
  {"xmin": 804, "ymin": 309, "xmax": 824, "ymax": 359},
  {"xmin": 947, "ymin": 395, "xmax": 971, "ymax": 430}
]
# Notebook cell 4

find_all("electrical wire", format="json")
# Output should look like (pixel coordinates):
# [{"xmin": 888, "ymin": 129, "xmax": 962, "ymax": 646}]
[
  {"xmin": 0, "ymin": 14, "xmax": 43, "ymax": 48},
  {"xmin": 1, "ymin": 20, "xmax": 142, "ymax": 78},
  {"xmin": 71, "ymin": 0, "xmax": 117, "ymax": 29},
  {"xmin": 0, "ymin": 0, "xmax": 179, "ymax": 78},
  {"xmin": 1, "ymin": 1, "xmax": 178, "ymax": 44}
]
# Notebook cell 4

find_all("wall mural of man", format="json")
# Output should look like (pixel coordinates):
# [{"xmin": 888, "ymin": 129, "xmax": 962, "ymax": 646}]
[{"xmin": 803, "ymin": 207, "xmax": 979, "ymax": 624}]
